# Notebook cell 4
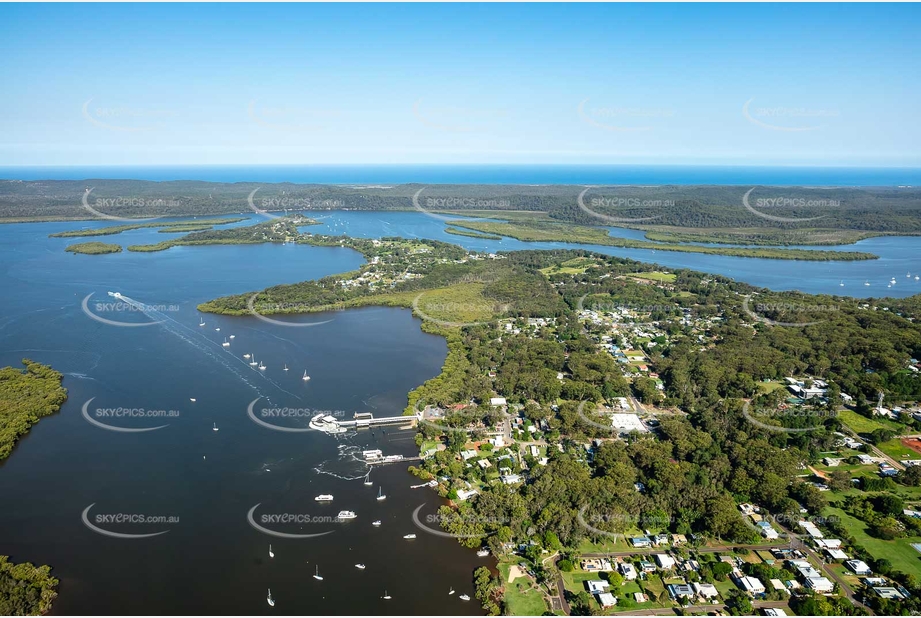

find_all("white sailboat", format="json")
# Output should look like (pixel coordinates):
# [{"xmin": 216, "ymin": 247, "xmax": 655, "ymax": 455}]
[
  {"xmin": 865, "ymin": 280, "xmax": 870, "ymax": 286},
  {"xmin": 449, "ymin": 587, "xmax": 455, "ymax": 595},
  {"xmin": 267, "ymin": 589, "xmax": 274, "ymax": 607},
  {"xmin": 222, "ymin": 338, "xmax": 230, "ymax": 347},
  {"xmin": 302, "ymin": 370, "xmax": 310, "ymax": 381},
  {"xmin": 364, "ymin": 471, "xmax": 373, "ymax": 486},
  {"xmin": 212, "ymin": 422, "xmax": 219, "ymax": 432},
  {"xmin": 249, "ymin": 354, "xmax": 258, "ymax": 366},
  {"xmin": 839, "ymin": 280, "xmax": 844, "ymax": 287},
  {"xmin": 268, "ymin": 544, "xmax": 274, "ymax": 558},
  {"xmin": 377, "ymin": 487, "xmax": 386, "ymax": 501},
  {"xmin": 259, "ymin": 361, "xmax": 266, "ymax": 371},
  {"xmin": 199, "ymin": 318, "xmax": 205, "ymax": 327},
  {"xmin": 283, "ymin": 364, "xmax": 289, "ymax": 371},
  {"xmin": 382, "ymin": 591, "xmax": 391, "ymax": 600},
  {"xmin": 313, "ymin": 565, "xmax": 323, "ymax": 581}
]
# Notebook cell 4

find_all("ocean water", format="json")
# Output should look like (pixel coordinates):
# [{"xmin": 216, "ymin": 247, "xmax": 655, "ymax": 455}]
[{"xmin": 1, "ymin": 164, "xmax": 920, "ymax": 186}]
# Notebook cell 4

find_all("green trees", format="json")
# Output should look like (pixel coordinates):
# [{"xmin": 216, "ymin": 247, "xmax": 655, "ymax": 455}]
[
  {"xmin": 0, "ymin": 360, "xmax": 68, "ymax": 461},
  {"xmin": 0, "ymin": 557, "xmax": 58, "ymax": 616}
]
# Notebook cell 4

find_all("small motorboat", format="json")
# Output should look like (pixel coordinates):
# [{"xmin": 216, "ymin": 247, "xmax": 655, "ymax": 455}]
[
  {"xmin": 403, "ymin": 534, "xmax": 416, "ymax": 539},
  {"xmin": 337, "ymin": 510, "xmax": 357, "ymax": 520},
  {"xmin": 215, "ymin": 327, "xmax": 220, "ymax": 331},
  {"xmin": 190, "ymin": 398, "xmax": 196, "ymax": 402},
  {"xmin": 243, "ymin": 353, "xmax": 251, "ymax": 359},
  {"xmin": 355, "ymin": 564, "xmax": 366, "ymax": 570},
  {"xmin": 476, "ymin": 549, "xmax": 489, "ymax": 557},
  {"xmin": 459, "ymin": 594, "xmax": 470, "ymax": 601},
  {"xmin": 372, "ymin": 520, "xmax": 382, "ymax": 527},
  {"xmin": 315, "ymin": 494, "xmax": 334, "ymax": 501},
  {"xmin": 229, "ymin": 334, "xmax": 235, "ymax": 339}
]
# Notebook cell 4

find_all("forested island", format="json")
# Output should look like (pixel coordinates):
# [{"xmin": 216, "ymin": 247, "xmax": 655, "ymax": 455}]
[
  {"xmin": 200, "ymin": 231, "xmax": 921, "ymax": 615},
  {"xmin": 65, "ymin": 241, "xmax": 121, "ymax": 255}
]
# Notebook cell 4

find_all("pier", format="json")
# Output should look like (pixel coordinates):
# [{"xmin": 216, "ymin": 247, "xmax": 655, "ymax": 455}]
[{"xmin": 338, "ymin": 412, "xmax": 419, "ymax": 429}]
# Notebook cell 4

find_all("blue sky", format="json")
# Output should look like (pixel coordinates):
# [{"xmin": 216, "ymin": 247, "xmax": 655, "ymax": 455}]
[{"xmin": 1, "ymin": 3, "xmax": 918, "ymax": 167}]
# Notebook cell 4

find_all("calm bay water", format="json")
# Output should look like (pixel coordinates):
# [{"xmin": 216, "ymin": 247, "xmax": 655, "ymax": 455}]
[
  {"xmin": 2, "ymin": 208, "xmax": 921, "ymax": 615},
  {"xmin": 0, "ymin": 221, "xmax": 484, "ymax": 616}
]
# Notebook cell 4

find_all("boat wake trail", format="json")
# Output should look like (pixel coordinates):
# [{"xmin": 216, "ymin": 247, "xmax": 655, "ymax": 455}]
[{"xmin": 113, "ymin": 293, "xmax": 304, "ymax": 403}]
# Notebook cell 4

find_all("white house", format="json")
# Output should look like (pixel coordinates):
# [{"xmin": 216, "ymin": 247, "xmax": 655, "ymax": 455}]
[
  {"xmin": 846, "ymin": 559, "xmax": 872, "ymax": 575},
  {"xmin": 489, "ymin": 397, "xmax": 507, "ymax": 406},
  {"xmin": 619, "ymin": 562, "xmax": 637, "ymax": 580},
  {"xmin": 586, "ymin": 580, "xmax": 609, "ymax": 595},
  {"xmin": 693, "ymin": 582, "xmax": 719, "ymax": 600},
  {"xmin": 738, "ymin": 576, "xmax": 766, "ymax": 594},
  {"xmin": 654, "ymin": 554, "xmax": 676, "ymax": 569},
  {"xmin": 597, "ymin": 592, "xmax": 617, "ymax": 607},
  {"xmin": 806, "ymin": 577, "xmax": 835, "ymax": 593}
]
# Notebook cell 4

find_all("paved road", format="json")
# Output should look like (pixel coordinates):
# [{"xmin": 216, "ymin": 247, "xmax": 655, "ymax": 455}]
[{"xmin": 608, "ymin": 599, "xmax": 790, "ymax": 616}]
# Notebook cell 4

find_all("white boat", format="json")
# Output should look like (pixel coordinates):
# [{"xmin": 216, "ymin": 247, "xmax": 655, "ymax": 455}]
[
  {"xmin": 865, "ymin": 280, "xmax": 870, "ymax": 286},
  {"xmin": 449, "ymin": 587, "xmax": 455, "ymax": 595},
  {"xmin": 267, "ymin": 589, "xmax": 275, "ymax": 607},
  {"xmin": 190, "ymin": 398, "xmax": 196, "ymax": 402},
  {"xmin": 839, "ymin": 281, "xmax": 844, "ymax": 287},
  {"xmin": 476, "ymin": 549, "xmax": 489, "ymax": 557},
  {"xmin": 243, "ymin": 353, "xmax": 251, "ymax": 359},
  {"xmin": 249, "ymin": 355, "xmax": 258, "ymax": 366},
  {"xmin": 229, "ymin": 334, "xmax": 235, "ymax": 339},
  {"xmin": 355, "ymin": 564, "xmax": 366, "ymax": 570},
  {"xmin": 364, "ymin": 471, "xmax": 372, "ymax": 486},
  {"xmin": 382, "ymin": 591, "xmax": 391, "ymax": 600},
  {"xmin": 377, "ymin": 487, "xmax": 386, "ymax": 501},
  {"xmin": 315, "ymin": 494, "xmax": 334, "ymax": 501},
  {"xmin": 459, "ymin": 594, "xmax": 470, "ymax": 601},
  {"xmin": 372, "ymin": 520, "xmax": 382, "ymax": 526},
  {"xmin": 403, "ymin": 534, "xmax": 416, "ymax": 539},
  {"xmin": 313, "ymin": 565, "xmax": 323, "ymax": 581},
  {"xmin": 283, "ymin": 364, "xmax": 289, "ymax": 371},
  {"xmin": 302, "ymin": 370, "xmax": 310, "ymax": 381},
  {"xmin": 215, "ymin": 327, "xmax": 220, "ymax": 331},
  {"xmin": 259, "ymin": 362, "xmax": 266, "ymax": 371},
  {"xmin": 337, "ymin": 510, "xmax": 357, "ymax": 520},
  {"xmin": 222, "ymin": 338, "xmax": 230, "ymax": 347},
  {"xmin": 268, "ymin": 544, "xmax": 274, "ymax": 558},
  {"xmin": 916, "ymin": 276, "xmax": 920, "ymax": 281},
  {"xmin": 212, "ymin": 422, "xmax": 219, "ymax": 432},
  {"xmin": 199, "ymin": 318, "xmax": 205, "ymax": 327}
]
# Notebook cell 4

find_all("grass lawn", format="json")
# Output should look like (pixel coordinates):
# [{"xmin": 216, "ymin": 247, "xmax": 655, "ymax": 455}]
[
  {"xmin": 838, "ymin": 409, "xmax": 905, "ymax": 434},
  {"xmin": 876, "ymin": 438, "xmax": 921, "ymax": 462},
  {"xmin": 576, "ymin": 537, "xmax": 634, "ymax": 553},
  {"xmin": 627, "ymin": 271, "xmax": 677, "ymax": 283},
  {"xmin": 823, "ymin": 506, "xmax": 921, "ymax": 576},
  {"xmin": 499, "ymin": 561, "xmax": 549, "ymax": 616},
  {"xmin": 758, "ymin": 380, "xmax": 786, "ymax": 395}
]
